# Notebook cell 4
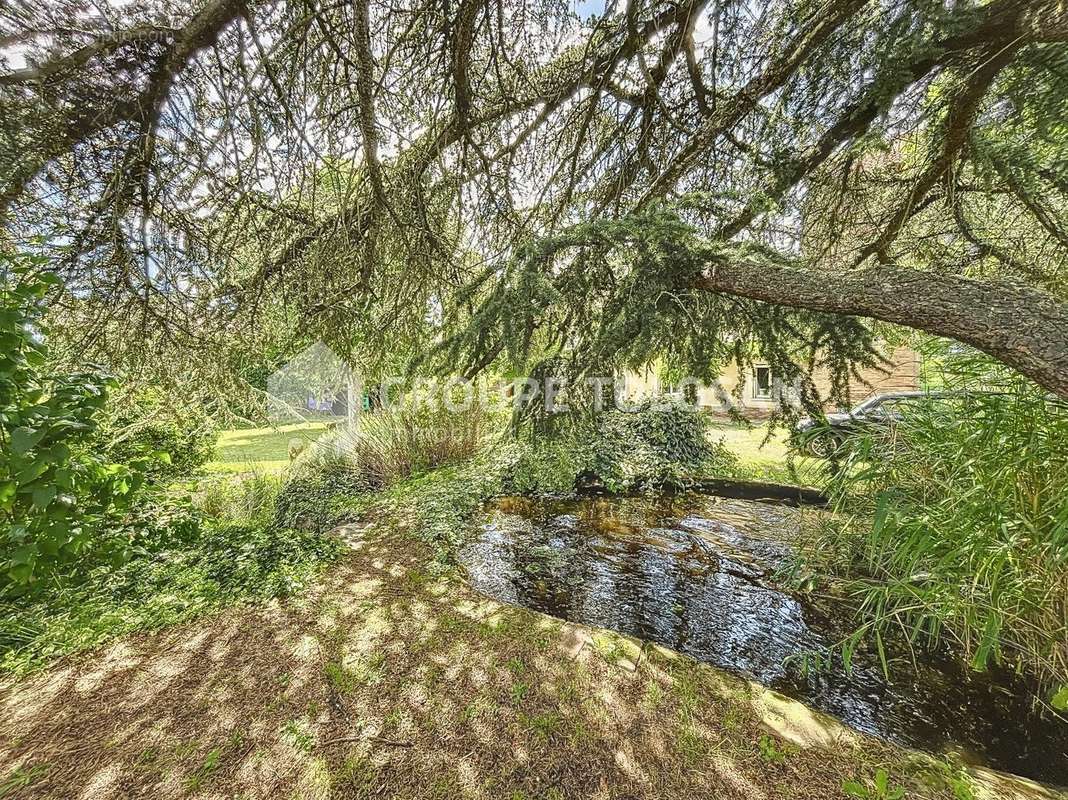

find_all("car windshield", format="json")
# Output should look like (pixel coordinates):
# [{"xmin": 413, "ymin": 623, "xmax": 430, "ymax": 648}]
[
  {"xmin": 850, "ymin": 394, "xmax": 923, "ymax": 415},
  {"xmin": 851, "ymin": 396, "xmax": 889, "ymax": 414},
  {"xmin": 850, "ymin": 392, "xmax": 954, "ymax": 416}
]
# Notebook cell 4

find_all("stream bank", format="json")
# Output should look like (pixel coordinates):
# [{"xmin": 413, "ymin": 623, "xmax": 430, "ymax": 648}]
[{"xmin": 459, "ymin": 492, "xmax": 1068, "ymax": 786}]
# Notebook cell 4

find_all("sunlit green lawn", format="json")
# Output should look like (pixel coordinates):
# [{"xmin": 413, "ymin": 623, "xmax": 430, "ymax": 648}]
[
  {"xmin": 206, "ymin": 422, "xmax": 330, "ymax": 473},
  {"xmin": 708, "ymin": 421, "xmax": 821, "ymax": 486}
]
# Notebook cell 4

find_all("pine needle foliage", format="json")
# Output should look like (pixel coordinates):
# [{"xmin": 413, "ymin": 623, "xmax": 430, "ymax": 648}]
[{"xmin": 433, "ymin": 207, "xmax": 884, "ymax": 426}]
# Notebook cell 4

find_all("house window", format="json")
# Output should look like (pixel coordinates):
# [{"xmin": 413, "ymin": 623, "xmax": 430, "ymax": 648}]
[{"xmin": 752, "ymin": 366, "xmax": 773, "ymax": 400}]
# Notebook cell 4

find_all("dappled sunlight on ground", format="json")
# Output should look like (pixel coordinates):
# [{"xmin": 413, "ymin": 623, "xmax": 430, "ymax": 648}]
[{"xmin": 0, "ymin": 525, "xmax": 1061, "ymax": 799}]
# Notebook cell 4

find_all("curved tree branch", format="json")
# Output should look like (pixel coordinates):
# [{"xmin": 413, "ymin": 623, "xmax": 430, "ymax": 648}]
[
  {"xmin": 636, "ymin": 0, "xmax": 870, "ymax": 206},
  {"xmin": 0, "ymin": 0, "xmax": 247, "ymax": 219},
  {"xmin": 852, "ymin": 42, "xmax": 1019, "ymax": 265},
  {"xmin": 696, "ymin": 254, "xmax": 1068, "ymax": 399}
]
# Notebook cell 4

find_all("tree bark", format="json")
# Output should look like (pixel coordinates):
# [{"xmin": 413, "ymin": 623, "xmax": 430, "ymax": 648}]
[{"xmin": 695, "ymin": 258, "xmax": 1068, "ymax": 399}]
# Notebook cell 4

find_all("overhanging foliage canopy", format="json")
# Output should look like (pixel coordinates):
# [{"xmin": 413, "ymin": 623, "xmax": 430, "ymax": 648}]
[{"xmin": 2, "ymin": 0, "xmax": 1067, "ymax": 397}]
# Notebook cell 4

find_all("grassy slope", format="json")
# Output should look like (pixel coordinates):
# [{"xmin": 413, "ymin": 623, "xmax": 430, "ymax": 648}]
[
  {"xmin": 0, "ymin": 420, "xmax": 813, "ymax": 679},
  {"xmin": 708, "ymin": 421, "xmax": 823, "ymax": 486},
  {"xmin": 0, "ymin": 504, "xmax": 1015, "ymax": 800},
  {"xmin": 0, "ymin": 452, "xmax": 1057, "ymax": 799},
  {"xmin": 6, "ymin": 423, "xmax": 1050, "ymax": 797}
]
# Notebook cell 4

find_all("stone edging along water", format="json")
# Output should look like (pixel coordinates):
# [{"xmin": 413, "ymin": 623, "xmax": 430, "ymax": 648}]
[{"xmin": 574, "ymin": 472, "xmax": 830, "ymax": 507}]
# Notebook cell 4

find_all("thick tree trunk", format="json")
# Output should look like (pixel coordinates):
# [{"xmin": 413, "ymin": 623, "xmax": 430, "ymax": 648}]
[{"xmin": 695, "ymin": 259, "xmax": 1068, "ymax": 400}]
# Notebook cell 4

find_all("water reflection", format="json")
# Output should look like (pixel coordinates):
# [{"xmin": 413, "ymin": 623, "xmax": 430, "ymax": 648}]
[{"xmin": 459, "ymin": 494, "xmax": 1068, "ymax": 786}]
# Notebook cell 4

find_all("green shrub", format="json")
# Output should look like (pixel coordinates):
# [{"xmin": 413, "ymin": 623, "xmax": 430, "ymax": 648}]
[
  {"xmin": 1, "ymin": 465, "xmax": 338, "ymax": 672},
  {"xmin": 507, "ymin": 436, "xmax": 585, "ymax": 495},
  {"xmin": 818, "ymin": 363, "xmax": 1068, "ymax": 694},
  {"xmin": 386, "ymin": 452, "xmax": 512, "ymax": 561},
  {"xmin": 0, "ymin": 259, "xmax": 160, "ymax": 593},
  {"xmin": 100, "ymin": 389, "xmax": 216, "ymax": 480},
  {"xmin": 0, "ymin": 516, "xmax": 343, "ymax": 673},
  {"xmin": 310, "ymin": 399, "xmax": 490, "ymax": 487},
  {"xmin": 196, "ymin": 471, "xmax": 282, "ymax": 525},
  {"xmin": 274, "ymin": 466, "xmax": 369, "ymax": 533},
  {"xmin": 195, "ymin": 521, "xmax": 342, "ymax": 600},
  {"xmin": 0, "ymin": 256, "xmax": 340, "ymax": 670},
  {"xmin": 508, "ymin": 397, "xmax": 737, "ymax": 494}
]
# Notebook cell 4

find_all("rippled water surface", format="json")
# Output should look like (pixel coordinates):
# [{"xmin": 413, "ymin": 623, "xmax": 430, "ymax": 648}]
[{"xmin": 459, "ymin": 494, "xmax": 1068, "ymax": 785}]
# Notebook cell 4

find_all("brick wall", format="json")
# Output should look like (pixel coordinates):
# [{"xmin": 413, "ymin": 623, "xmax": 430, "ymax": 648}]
[{"xmin": 625, "ymin": 345, "xmax": 922, "ymax": 419}]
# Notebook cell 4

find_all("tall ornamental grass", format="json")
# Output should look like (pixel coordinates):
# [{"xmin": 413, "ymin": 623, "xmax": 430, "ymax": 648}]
[
  {"xmin": 303, "ymin": 398, "xmax": 489, "ymax": 488},
  {"xmin": 275, "ymin": 397, "xmax": 495, "ymax": 531},
  {"xmin": 823, "ymin": 362, "xmax": 1068, "ymax": 699}
]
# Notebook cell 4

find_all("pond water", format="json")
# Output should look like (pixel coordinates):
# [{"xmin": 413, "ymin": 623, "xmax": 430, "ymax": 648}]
[{"xmin": 458, "ymin": 493, "xmax": 1068, "ymax": 785}]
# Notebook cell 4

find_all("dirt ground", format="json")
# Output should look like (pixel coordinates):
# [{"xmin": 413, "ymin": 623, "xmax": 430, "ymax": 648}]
[{"xmin": 0, "ymin": 520, "xmax": 1061, "ymax": 800}]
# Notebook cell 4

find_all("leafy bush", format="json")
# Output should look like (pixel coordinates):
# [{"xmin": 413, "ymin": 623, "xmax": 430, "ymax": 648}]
[
  {"xmin": 100, "ymin": 389, "xmax": 217, "ymax": 480},
  {"xmin": 274, "ymin": 466, "xmax": 370, "ymax": 533},
  {"xmin": 196, "ymin": 470, "xmax": 282, "ymax": 523},
  {"xmin": 0, "ymin": 260, "xmax": 159, "ymax": 593},
  {"xmin": 0, "ymin": 468, "xmax": 341, "ymax": 673},
  {"xmin": 0, "ymin": 256, "xmax": 340, "ymax": 669},
  {"xmin": 383, "ymin": 452, "xmax": 513, "ymax": 561},
  {"xmin": 508, "ymin": 397, "xmax": 737, "ymax": 494},
  {"xmin": 506, "ymin": 436, "xmax": 585, "ymax": 495},
  {"xmin": 817, "ymin": 359, "xmax": 1068, "ymax": 695}
]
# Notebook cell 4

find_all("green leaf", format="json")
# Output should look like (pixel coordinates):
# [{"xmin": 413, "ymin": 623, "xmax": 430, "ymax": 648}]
[
  {"xmin": 7, "ymin": 562, "xmax": 34, "ymax": 583},
  {"xmin": 874, "ymin": 632, "xmax": 889, "ymax": 680},
  {"xmin": 1052, "ymin": 685, "xmax": 1068, "ymax": 712},
  {"xmin": 0, "ymin": 480, "xmax": 15, "ymax": 508},
  {"xmin": 10, "ymin": 425, "xmax": 42, "ymax": 454},
  {"xmin": 46, "ymin": 442, "xmax": 70, "ymax": 462},
  {"xmin": 31, "ymin": 485, "xmax": 56, "ymax": 509},
  {"xmin": 874, "ymin": 770, "xmax": 889, "ymax": 792},
  {"xmin": 9, "ymin": 544, "xmax": 36, "ymax": 566},
  {"xmin": 841, "ymin": 780, "xmax": 868, "ymax": 799},
  {"xmin": 16, "ymin": 459, "xmax": 48, "ymax": 484}
]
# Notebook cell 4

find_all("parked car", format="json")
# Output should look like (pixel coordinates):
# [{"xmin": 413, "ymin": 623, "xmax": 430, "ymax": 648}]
[{"xmin": 793, "ymin": 391, "xmax": 945, "ymax": 458}]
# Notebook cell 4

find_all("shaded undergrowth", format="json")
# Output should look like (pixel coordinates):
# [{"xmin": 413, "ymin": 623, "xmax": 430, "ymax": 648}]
[
  {"xmin": 0, "ymin": 518, "xmax": 981, "ymax": 800},
  {"xmin": 0, "ymin": 474, "xmax": 343, "ymax": 675}
]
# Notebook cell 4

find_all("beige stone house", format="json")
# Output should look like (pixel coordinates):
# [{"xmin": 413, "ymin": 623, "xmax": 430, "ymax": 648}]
[{"xmin": 619, "ymin": 345, "xmax": 920, "ymax": 418}]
